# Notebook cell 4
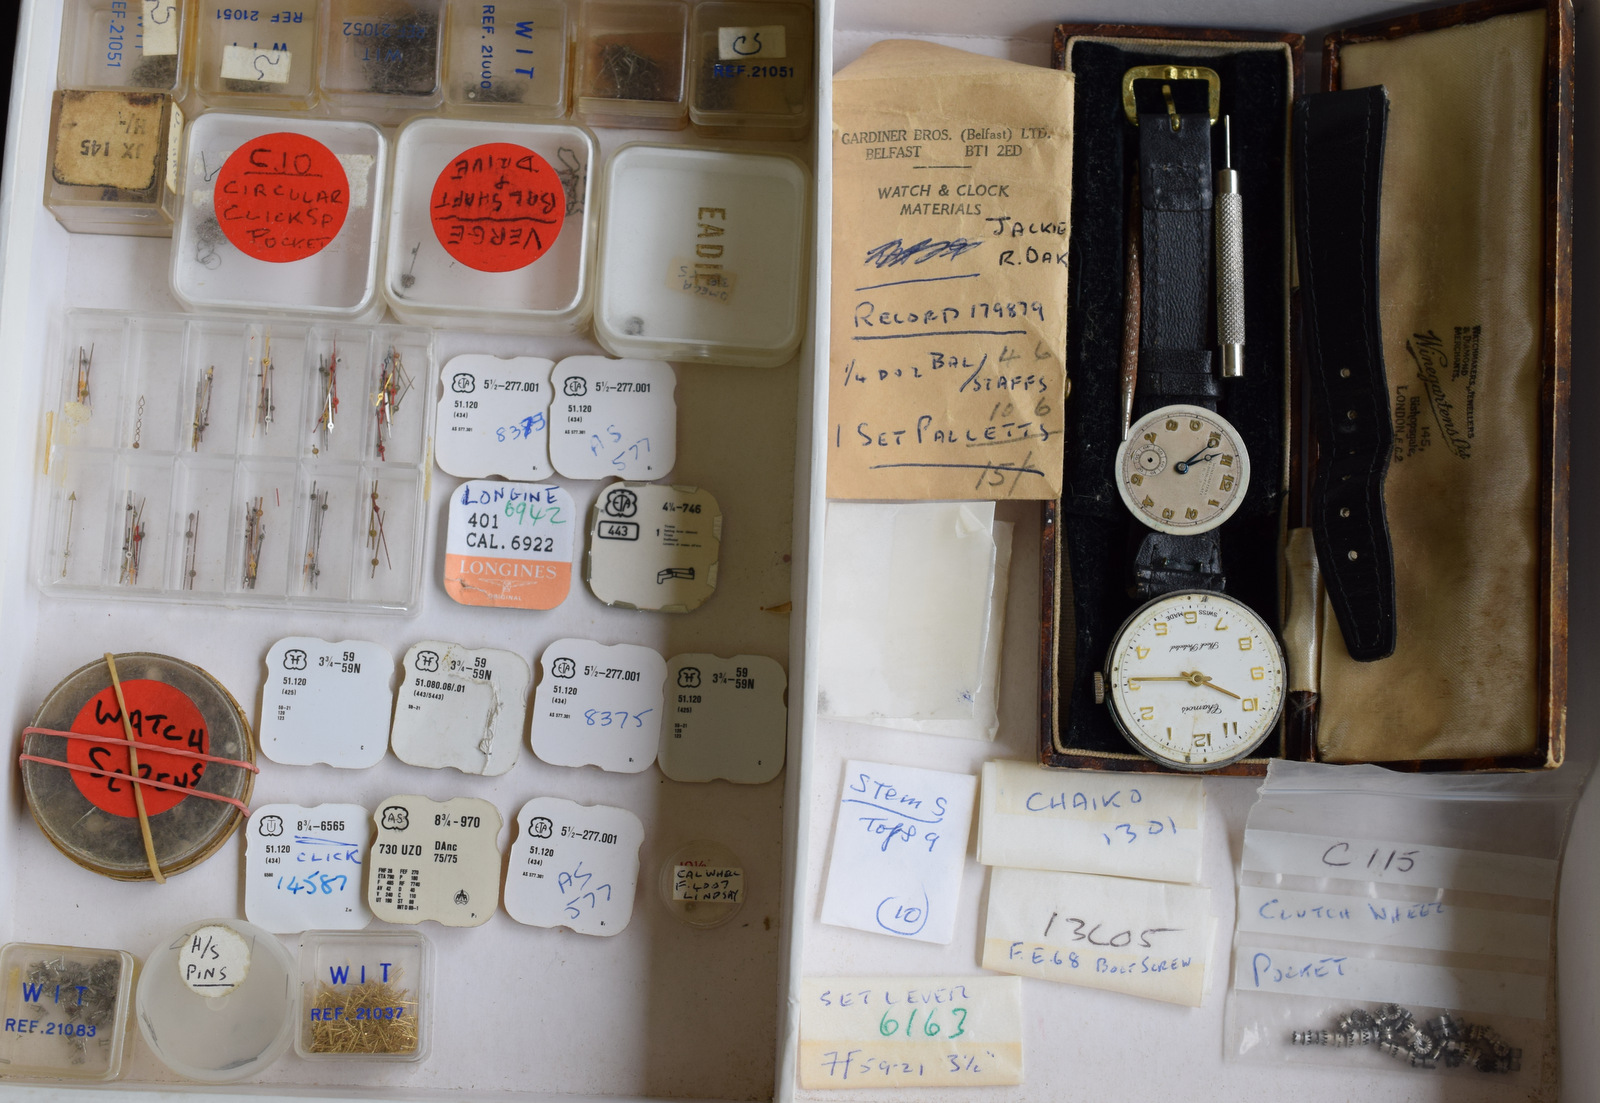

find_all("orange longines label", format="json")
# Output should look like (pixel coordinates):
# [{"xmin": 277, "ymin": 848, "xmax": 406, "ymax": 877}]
[
  {"xmin": 214, "ymin": 131, "xmax": 350, "ymax": 263},
  {"xmin": 65, "ymin": 679, "xmax": 210, "ymax": 817},
  {"xmin": 444, "ymin": 555, "xmax": 572, "ymax": 609}
]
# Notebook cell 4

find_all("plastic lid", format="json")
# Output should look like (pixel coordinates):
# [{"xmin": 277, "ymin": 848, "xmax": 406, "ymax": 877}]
[
  {"xmin": 296, "ymin": 929, "xmax": 432, "ymax": 1061},
  {"xmin": 0, "ymin": 942, "xmax": 136, "ymax": 1081},
  {"xmin": 594, "ymin": 144, "xmax": 808, "ymax": 367},
  {"xmin": 136, "ymin": 919, "xmax": 295, "ymax": 1082}
]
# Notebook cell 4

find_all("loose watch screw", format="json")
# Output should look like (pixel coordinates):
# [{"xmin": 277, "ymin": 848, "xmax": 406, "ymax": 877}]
[{"xmin": 1093, "ymin": 672, "xmax": 1106, "ymax": 704}]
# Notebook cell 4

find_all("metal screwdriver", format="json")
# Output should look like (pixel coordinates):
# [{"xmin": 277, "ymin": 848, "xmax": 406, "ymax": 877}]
[{"xmin": 1215, "ymin": 115, "xmax": 1246, "ymax": 378}]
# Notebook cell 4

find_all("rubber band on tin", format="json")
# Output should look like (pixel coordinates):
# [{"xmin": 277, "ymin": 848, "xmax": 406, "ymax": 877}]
[
  {"xmin": 16, "ymin": 755, "xmax": 253, "ymax": 817},
  {"xmin": 21, "ymin": 727, "xmax": 260, "ymax": 774}
]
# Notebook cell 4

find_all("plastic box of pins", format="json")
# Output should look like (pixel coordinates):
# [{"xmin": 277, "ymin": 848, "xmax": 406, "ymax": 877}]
[{"xmin": 34, "ymin": 310, "xmax": 435, "ymax": 613}]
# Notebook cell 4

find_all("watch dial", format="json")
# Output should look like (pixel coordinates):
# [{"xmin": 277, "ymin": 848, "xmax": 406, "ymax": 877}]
[
  {"xmin": 1115, "ymin": 404, "xmax": 1250, "ymax": 535},
  {"xmin": 1107, "ymin": 591, "xmax": 1285, "ymax": 770}
]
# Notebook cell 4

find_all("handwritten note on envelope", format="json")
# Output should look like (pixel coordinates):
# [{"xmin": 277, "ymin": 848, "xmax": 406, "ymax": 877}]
[
  {"xmin": 798, "ymin": 976, "xmax": 1023, "ymax": 1089},
  {"xmin": 828, "ymin": 40, "xmax": 1074, "ymax": 500},
  {"xmin": 821, "ymin": 761, "xmax": 978, "ymax": 944},
  {"xmin": 977, "ymin": 760, "xmax": 1206, "ymax": 884},
  {"xmin": 983, "ymin": 867, "xmax": 1215, "ymax": 1006}
]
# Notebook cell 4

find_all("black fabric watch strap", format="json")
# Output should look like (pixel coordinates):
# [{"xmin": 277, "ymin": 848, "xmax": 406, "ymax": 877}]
[
  {"xmin": 1137, "ymin": 109, "xmax": 1217, "ymax": 416},
  {"xmin": 1293, "ymin": 86, "xmax": 1397, "ymax": 662}
]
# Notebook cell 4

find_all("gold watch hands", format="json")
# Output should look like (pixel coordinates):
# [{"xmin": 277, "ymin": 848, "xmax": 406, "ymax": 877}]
[{"xmin": 1134, "ymin": 671, "xmax": 1243, "ymax": 699}]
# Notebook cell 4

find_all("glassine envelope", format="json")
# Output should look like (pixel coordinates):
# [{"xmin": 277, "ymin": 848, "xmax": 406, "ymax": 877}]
[{"xmin": 828, "ymin": 40, "xmax": 1073, "ymax": 500}]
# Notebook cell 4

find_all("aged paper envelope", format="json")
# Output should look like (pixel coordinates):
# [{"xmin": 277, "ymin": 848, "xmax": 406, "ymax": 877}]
[{"xmin": 828, "ymin": 40, "xmax": 1073, "ymax": 499}]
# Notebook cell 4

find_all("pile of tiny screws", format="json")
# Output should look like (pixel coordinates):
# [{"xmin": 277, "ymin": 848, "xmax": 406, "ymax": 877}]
[
  {"xmin": 359, "ymin": 6, "xmax": 439, "ymax": 96},
  {"xmin": 307, "ymin": 976, "xmax": 418, "ymax": 1055},
  {"xmin": 24, "ymin": 956, "xmax": 121, "ymax": 1064},
  {"xmin": 127, "ymin": 54, "xmax": 177, "ymax": 89},
  {"xmin": 1292, "ymin": 1004, "xmax": 1522, "ymax": 1073},
  {"xmin": 594, "ymin": 41, "xmax": 665, "ymax": 101}
]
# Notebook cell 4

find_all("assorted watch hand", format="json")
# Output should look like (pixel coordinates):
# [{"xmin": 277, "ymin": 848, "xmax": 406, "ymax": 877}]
[{"xmin": 1098, "ymin": 67, "xmax": 1285, "ymax": 771}]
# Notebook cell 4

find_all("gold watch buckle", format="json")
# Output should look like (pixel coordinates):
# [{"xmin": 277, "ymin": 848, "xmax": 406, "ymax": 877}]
[{"xmin": 1121, "ymin": 65, "xmax": 1221, "ymax": 128}]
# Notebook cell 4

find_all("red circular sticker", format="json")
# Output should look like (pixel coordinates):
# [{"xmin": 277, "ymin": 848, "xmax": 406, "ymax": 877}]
[
  {"xmin": 214, "ymin": 132, "xmax": 351, "ymax": 263},
  {"xmin": 430, "ymin": 142, "xmax": 567, "ymax": 273},
  {"xmin": 65, "ymin": 679, "xmax": 211, "ymax": 818}
]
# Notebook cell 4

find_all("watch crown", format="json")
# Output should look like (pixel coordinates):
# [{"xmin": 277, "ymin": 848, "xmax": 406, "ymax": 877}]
[{"xmin": 1093, "ymin": 672, "xmax": 1106, "ymax": 705}]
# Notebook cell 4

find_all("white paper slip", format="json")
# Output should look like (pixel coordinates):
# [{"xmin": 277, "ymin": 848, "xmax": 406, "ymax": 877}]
[
  {"xmin": 530, "ymin": 639, "xmax": 666, "ymax": 774},
  {"xmin": 390, "ymin": 641, "xmax": 528, "ymax": 776},
  {"xmin": 549, "ymin": 356, "xmax": 676, "ymax": 481},
  {"xmin": 368, "ymin": 796, "xmax": 502, "ymax": 927},
  {"xmin": 245, "ymin": 803, "xmax": 372, "ymax": 933},
  {"xmin": 798, "ymin": 976, "xmax": 1023, "ymax": 1089},
  {"xmin": 672, "ymin": 864, "xmax": 743, "ymax": 903},
  {"xmin": 820, "ymin": 762, "xmax": 977, "ymax": 945},
  {"xmin": 657, "ymin": 654, "xmax": 787, "ymax": 784},
  {"xmin": 977, "ymin": 760, "xmax": 1205, "ymax": 884},
  {"xmin": 1234, "ymin": 942, "xmax": 1547, "ymax": 1020},
  {"xmin": 259, "ymin": 638, "xmax": 393, "ymax": 769},
  {"xmin": 142, "ymin": 0, "xmax": 179, "ymax": 56},
  {"xmin": 1241, "ymin": 829, "xmax": 1559, "ymax": 900},
  {"xmin": 444, "ymin": 481, "xmax": 576, "ymax": 610},
  {"xmin": 220, "ymin": 44, "xmax": 290, "ymax": 84},
  {"xmin": 876, "ymin": 521, "xmax": 1012, "ymax": 742},
  {"xmin": 817, "ymin": 501, "xmax": 996, "ymax": 721},
  {"xmin": 435, "ymin": 355, "xmax": 554, "ymax": 480},
  {"xmin": 982, "ymin": 867, "xmax": 1215, "ymax": 1006},
  {"xmin": 1235, "ymin": 885, "xmax": 1551, "ymax": 959},
  {"xmin": 586, "ymin": 482, "xmax": 721, "ymax": 612},
  {"xmin": 504, "ymin": 798, "xmax": 645, "ymax": 936},
  {"xmin": 180, "ymin": 925, "xmax": 250, "ymax": 997},
  {"xmin": 718, "ymin": 24, "xmax": 786, "ymax": 61}
]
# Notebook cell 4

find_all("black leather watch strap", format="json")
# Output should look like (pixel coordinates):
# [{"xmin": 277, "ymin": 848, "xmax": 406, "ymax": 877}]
[
  {"xmin": 1134, "ymin": 528, "xmax": 1226, "ymax": 598},
  {"xmin": 1293, "ymin": 86, "xmax": 1397, "ymax": 662},
  {"xmin": 1133, "ymin": 103, "xmax": 1223, "ymax": 599},
  {"xmin": 1137, "ymin": 109, "xmax": 1217, "ymax": 415}
]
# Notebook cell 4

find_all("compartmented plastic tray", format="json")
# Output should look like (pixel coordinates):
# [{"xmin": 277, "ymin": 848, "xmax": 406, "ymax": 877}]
[{"xmin": 35, "ymin": 311, "xmax": 435, "ymax": 613}]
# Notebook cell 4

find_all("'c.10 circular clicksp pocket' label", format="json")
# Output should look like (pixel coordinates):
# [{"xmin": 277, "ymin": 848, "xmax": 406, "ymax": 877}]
[
  {"xmin": 368, "ymin": 795, "xmax": 503, "ymax": 927},
  {"xmin": 444, "ymin": 480, "xmax": 574, "ymax": 609},
  {"xmin": 214, "ymin": 132, "xmax": 351, "ymax": 263},
  {"xmin": 530, "ymin": 638, "xmax": 666, "ymax": 774},
  {"xmin": 503, "ymin": 797, "xmax": 645, "ymax": 937},
  {"xmin": 586, "ymin": 482, "xmax": 721, "ymax": 613},
  {"xmin": 430, "ymin": 142, "xmax": 567, "ymax": 273}
]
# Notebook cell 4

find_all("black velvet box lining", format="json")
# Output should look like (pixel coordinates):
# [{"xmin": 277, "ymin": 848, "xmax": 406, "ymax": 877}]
[{"xmin": 1057, "ymin": 38, "xmax": 1291, "ymax": 758}]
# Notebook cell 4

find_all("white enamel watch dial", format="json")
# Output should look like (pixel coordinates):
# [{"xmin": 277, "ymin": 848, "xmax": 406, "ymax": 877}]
[
  {"xmin": 1115, "ymin": 404, "xmax": 1251, "ymax": 535},
  {"xmin": 1102, "ymin": 590, "xmax": 1285, "ymax": 771}
]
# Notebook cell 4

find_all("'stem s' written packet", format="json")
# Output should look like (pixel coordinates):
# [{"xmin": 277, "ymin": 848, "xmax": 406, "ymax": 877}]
[{"xmin": 828, "ymin": 41, "xmax": 1073, "ymax": 500}]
